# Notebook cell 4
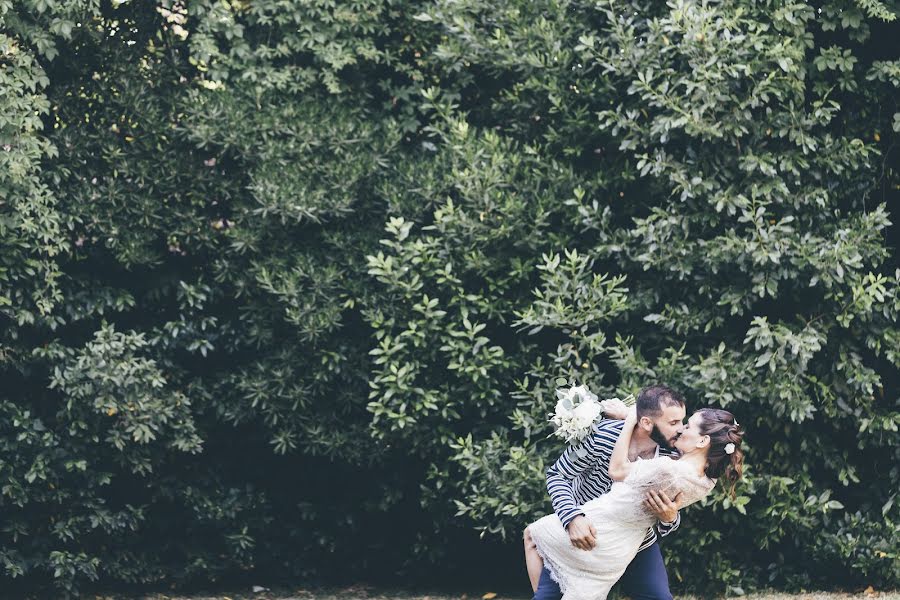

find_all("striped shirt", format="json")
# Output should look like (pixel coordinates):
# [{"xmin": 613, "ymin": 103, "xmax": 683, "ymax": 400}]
[{"xmin": 546, "ymin": 418, "xmax": 681, "ymax": 552}]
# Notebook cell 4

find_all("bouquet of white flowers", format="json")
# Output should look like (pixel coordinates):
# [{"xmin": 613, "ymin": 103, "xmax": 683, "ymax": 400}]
[{"xmin": 549, "ymin": 380, "xmax": 634, "ymax": 445}]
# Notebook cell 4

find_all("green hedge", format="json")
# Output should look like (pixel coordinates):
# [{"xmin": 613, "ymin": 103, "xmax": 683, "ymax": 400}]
[{"xmin": 1, "ymin": 0, "xmax": 898, "ymax": 596}]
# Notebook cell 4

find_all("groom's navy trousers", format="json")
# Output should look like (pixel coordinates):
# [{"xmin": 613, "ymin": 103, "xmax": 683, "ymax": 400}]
[{"xmin": 532, "ymin": 540, "xmax": 673, "ymax": 600}]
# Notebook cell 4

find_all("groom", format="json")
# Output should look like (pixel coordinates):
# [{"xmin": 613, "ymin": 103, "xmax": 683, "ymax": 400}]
[{"xmin": 526, "ymin": 384, "xmax": 687, "ymax": 600}]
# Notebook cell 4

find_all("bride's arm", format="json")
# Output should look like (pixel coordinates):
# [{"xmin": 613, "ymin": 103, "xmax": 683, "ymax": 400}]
[{"xmin": 609, "ymin": 406, "xmax": 638, "ymax": 481}]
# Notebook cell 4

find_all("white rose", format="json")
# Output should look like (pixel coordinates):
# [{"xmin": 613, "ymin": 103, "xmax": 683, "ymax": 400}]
[
  {"xmin": 570, "ymin": 385, "xmax": 598, "ymax": 404},
  {"xmin": 573, "ymin": 398, "xmax": 601, "ymax": 424},
  {"xmin": 554, "ymin": 399, "xmax": 568, "ymax": 418}
]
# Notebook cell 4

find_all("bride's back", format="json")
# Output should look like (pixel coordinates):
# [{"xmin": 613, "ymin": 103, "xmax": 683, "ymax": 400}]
[{"xmin": 584, "ymin": 456, "xmax": 715, "ymax": 528}]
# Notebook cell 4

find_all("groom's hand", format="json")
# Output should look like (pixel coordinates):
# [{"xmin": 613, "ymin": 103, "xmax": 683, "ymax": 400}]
[
  {"xmin": 644, "ymin": 490, "xmax": 683, "ymax": 524},
  {"xmin": 566, "ymin": 515, "xmax": 597, "ymax": 551}
]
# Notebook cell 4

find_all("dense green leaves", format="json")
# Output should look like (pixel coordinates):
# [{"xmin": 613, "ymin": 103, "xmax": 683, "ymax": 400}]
[{"xmin": 1, "ymin": 0, "xmax": 898, "ymax": 596}]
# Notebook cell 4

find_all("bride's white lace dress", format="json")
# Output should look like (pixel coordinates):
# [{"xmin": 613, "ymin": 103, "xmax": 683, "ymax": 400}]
[{"xmin": 527, "ymin": 456, "xmax": 715, "ymax": 600}]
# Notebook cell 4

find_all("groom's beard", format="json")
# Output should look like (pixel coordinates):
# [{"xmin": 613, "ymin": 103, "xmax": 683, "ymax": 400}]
[{"xmin": 650, "ymin": 424, "xmax": 678, "ymax": 451}]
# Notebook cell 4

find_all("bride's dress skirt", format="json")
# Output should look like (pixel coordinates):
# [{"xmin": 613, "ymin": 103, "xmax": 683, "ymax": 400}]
[{"xmin": 527, "ymin": 457, "xmax": 714, "ymax": 600}]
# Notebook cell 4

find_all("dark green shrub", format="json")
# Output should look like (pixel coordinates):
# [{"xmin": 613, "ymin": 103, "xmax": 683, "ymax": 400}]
[{"xmin": 1, "ymin": 0, "xmax": 896, "ymax": 595}]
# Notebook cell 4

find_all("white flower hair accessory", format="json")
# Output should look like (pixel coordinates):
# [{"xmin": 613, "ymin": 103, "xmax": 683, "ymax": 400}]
[{"xmin": 724, "ymin": 442, "xmax": 736, "ymax": 455}]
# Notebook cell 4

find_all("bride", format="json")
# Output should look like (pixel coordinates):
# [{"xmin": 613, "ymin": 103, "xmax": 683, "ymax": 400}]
[{"xmin": 524, "ymin": 406, "xmax": 744, "ymax": 600}]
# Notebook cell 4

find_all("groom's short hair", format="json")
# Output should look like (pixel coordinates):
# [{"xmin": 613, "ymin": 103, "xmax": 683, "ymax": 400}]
[{"xmin": 636, "ymin": 384, "xmax": 686, "ymax": 418}]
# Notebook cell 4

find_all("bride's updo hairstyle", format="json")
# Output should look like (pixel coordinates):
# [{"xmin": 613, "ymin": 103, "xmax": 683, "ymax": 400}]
[{"xmin": 696, "ymin": 408, "xmax": 744, "ymax": 498}]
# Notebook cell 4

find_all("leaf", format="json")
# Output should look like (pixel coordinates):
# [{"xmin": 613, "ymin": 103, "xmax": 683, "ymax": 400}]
[{"xmin": 754, "ymin": 352, "xmax": 772, "ymax": 367}]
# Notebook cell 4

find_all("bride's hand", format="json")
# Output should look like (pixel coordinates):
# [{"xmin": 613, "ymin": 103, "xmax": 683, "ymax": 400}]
[{"xmin": 599, "ymin": 398, "xmax": 629, "ymax": 420}]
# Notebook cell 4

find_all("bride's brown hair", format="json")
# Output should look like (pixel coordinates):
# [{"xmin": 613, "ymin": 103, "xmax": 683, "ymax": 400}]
[{"xmin": 696, "ymin": 408, "xmax": 744, "ymax": 498}]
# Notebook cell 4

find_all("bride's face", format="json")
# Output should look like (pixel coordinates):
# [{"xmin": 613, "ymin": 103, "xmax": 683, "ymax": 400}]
[{"xmin": 674, "ymin": 412, "xmax": 710, "ymax": 455}]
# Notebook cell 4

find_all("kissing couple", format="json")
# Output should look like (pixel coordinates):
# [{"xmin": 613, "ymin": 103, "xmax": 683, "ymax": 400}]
[{"xmin": 523, "ymin": 384, "xmax": 744, "ymax": 600}]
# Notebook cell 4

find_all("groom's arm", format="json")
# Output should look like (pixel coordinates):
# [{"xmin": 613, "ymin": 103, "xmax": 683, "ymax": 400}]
[
  {"xmin": 645, "ymin": 479, "xmax": 683, "ymax": 536},
  {"xmin": 656, "ymin": 512, "xmax": 681, "ymax": 537},
  {"xmin": 545, "ymin": 419, "xmax": 623, "ymax": 529}
]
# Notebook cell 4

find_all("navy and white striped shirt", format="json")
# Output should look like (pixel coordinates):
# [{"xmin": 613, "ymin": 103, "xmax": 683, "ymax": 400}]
[{"xmin": 546, "ymin": 418, "xmax": 681, "ymax": 552}]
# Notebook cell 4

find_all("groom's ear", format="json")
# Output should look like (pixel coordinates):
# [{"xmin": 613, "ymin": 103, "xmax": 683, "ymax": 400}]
[{"xmin": 637, "ymin": 415, "xmax": 654, "ymax": 432}]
